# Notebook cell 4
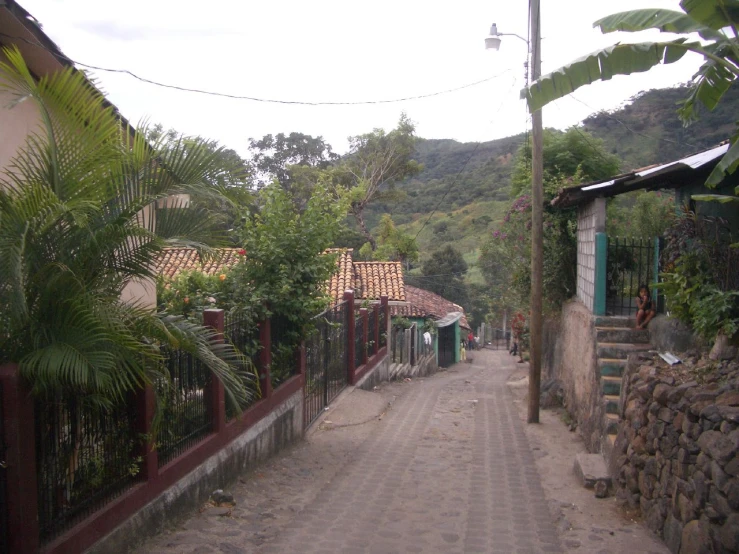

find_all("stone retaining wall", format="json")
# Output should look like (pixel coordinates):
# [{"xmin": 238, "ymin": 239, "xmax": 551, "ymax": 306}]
[{"xmin": 611, "ymin": 355, "xmax": 739, "ymax": 553}]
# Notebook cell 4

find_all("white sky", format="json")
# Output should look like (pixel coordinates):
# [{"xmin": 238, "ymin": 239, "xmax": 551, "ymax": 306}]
[{"xmin": 19, "ymin": 0, "xmax": 703, "ymax": 156}]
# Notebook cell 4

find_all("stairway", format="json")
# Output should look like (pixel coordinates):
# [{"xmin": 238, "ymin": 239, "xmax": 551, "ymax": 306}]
[{"xmin": 594, "ymin": 316, "xmax": 652, "ymax": 446}]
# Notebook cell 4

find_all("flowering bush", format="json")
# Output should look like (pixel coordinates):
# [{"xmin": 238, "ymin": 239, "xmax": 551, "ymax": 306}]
[{"xmin": 157, "ymin": 270, "xmax": 235, "ymax": 319}]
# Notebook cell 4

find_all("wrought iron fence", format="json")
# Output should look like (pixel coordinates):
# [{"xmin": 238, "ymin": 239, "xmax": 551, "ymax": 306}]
[
  {"xmin": 35, "ymin": 392, "xmax": 140, "ymax": 544},
  {"xmin": 606, "ymin": 237, "xmax": 661, "ymax": 316},
  {"xmin": 409, "ymin": 324, "xmax": 417, "ymax": 365},
  {"xmin": 0, "ymin": 382, "xmax": 7, "ymax": 554},
  {"xmin": 354, "ymin": 315, "xmax": 365, "ymax": 369},
  {"xmin": 367, "ymin": 309, "xmax": 378, "ymax": 357},
  {"xmin": 391, "ymin": 326, "xmax": 406, "ymax": 364},
  {"xmin": 270, "ymin": 313, "xmax": 298, "ymax": 390},
  {"xmin": 224, "ymin": 311, "xmax": 261, "ymax": 418},
  {"xmin": 156, "ymin": 348, "xmax": 212, "ymax": 467},
  {"xmin": 486, "ymin": 328, "xmax": 509, "ymax": 350},
  {"xmin": 304, "ymin": 302, "xmax": 349, "ymax": 427},
  {"xmin": 378, "ymin": 306, "xmax": 387, "ymax": 348}
]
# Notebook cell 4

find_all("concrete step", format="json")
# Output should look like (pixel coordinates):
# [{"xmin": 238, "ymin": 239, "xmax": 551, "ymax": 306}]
[
  {"xmin": 601, "ymin": 376, "xmax": 621, "ymax": 396},
  {"xmin": 604, "ymin": 394, "xmax": 620, "ymax": 414},
  {"xmin": 598, "ymin": 358, "xmax": 627, "ymax": 378},
  {"xmin": 597, "ymin": 342, "xmax": 651, "ymax": 360},
  {"xmin": 574, "ymin": 453, "xmax": 612, "ymax": 489},
  {"xmin": 604, "ymin": 412, "xmax": 620, "ymax": 435},
  {"xmin": 594, "ymin": 316, "xmax": 636, "ymax": 329},
  {"xmin": 595, "ymin": 327, "xmax": 650, "ymax": 344}
]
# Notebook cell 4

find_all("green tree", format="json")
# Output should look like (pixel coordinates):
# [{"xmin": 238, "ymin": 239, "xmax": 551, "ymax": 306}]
[
  {"xmin": 365, "ymin": 214, "xmax": 420, "ymax": 267},
  {"xmin": 511, "ymin": 128, "xmax": 621, "ymax": 197},
  {"xmin": 338, "ymin": 113, "xmax": 421, "ymax": 249},
  {"xmin": 413, "ymin": 245, "xmax": 469, "ymax": 307},
  {"xmin": 0, "ymin": 46, "xmax": 253, "ymax": 410},
  {"xmin": 248, "ymin": 132, "xmax": 338, "ymax": 190},
  {"xmin": 523, "ymin": 1, "xmax": 739, "ymax": 196}
]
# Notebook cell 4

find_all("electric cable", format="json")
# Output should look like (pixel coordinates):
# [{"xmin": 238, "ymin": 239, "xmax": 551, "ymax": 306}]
[{"xmin": 0, "ymin": 31, "xmax": 513, "ymax": 106}]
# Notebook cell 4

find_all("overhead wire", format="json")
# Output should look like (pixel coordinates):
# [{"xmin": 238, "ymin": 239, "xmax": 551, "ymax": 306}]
[{"xmin": 0, "ymin": 31, "xmax": 513, "ymax": 106}]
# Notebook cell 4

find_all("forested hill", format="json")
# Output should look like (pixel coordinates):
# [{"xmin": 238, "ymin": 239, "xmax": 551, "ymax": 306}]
[{"xmin": 362, "ymin": 83, "xmax": 739, "ymax": 279}]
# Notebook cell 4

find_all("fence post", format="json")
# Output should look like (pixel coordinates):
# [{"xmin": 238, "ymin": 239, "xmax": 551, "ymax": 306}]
[
  {"xmin": 0, "ymin": 363, "xmax": 40, "ymax": 553},
  {"xmin": 135, "ymin": 384, "xmax": 158, "ymax": 482},
  {"xmin": 653, "ymin": 236, "xmax": 661, "ymax": 312},
  {"xmin": 594, "ymin": 232, "xmax": 607, "ymax": 316},
  {"xmin": 404, "ymin": 328, "xmax": 412, "ymax": 364},
  {"xmin": 380, "ymin": 295, "xmax": 389, "ymax": 349},
  {"xmin": 203, "ymin": 309, "xmax": 226, "ymax": 433},
  {"xmin": 344, "ymin": 291, "xmax": 356, "ymax": 384},
  {"xmin": 296, "ymin": 343, "xmax": 306, "ymax": 375},
  {"xmin": 258, "ymin": 319, "xmax": 273, "ymax": 399}
]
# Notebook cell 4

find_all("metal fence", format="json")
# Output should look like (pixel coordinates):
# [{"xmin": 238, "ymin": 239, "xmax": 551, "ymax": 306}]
[
  {"xmin": 34, "ymin": 393, "xmax": 140, "ymax": 544},
  {"xmin": 484, "ymin": 328, "xmax": 509, "ymax": 350},
  {"xmin": 304, "ymin": 302, "xmax": 349, "ymax": 427},
  {"xmin": 270, "ymin": 314, "xmax": 298, "ymax": 390},
  {"xmin": 224, "ymin": 311, "xmax": 260, "ymax": 418},
  {"xmin": 606, "ymin": 236, "xmax": 661, "ymax": 316},
  {"xmin": 156, "ymin": 348, "xmax": 212, "ymax": 467},
  {"xmin": 378, "ymin": 307, "xmax": 387, "ymax": 348},
  {"xmin": 391, "ymin": 326, "xmax": 405, "ymax": 364},
  {"xmin": 354, "ymin": 315, "xmax": 365, "ymax": 369},
  {"xmin": 367, "ymin": 309, "xmax": 377, "ymax": 357},
  {"xmin": 0, "ymin": 382, "xmax": 7, "ymax": 554}
]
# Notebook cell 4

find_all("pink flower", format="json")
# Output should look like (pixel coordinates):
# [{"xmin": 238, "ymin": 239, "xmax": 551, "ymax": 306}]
[{"xmin": 238, "ymin": 248, "xmax": 246, "ymax": 256}]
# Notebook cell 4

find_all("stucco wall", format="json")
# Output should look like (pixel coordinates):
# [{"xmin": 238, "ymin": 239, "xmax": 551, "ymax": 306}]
[
  {"xmin": 0, "ymin": 49, "xmax": 42, "ymax": 178},
  {"xmin": 544, "ymin": 300, "xmax": 605, "ymax": 451}
]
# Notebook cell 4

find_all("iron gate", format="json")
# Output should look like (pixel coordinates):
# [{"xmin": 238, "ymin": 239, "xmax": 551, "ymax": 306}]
[
  {"xmin": 438, "ymin": 326, "xmax": 456, "ymax": 368},
  {"xmin": 486, "ymin": 328, "xmax": 510, "ymax": 350},
  {"xmin": 0, "ymin": 382, "xmax": 8, "ymax": 554},
  {"xmin": 304, "ymin": 302, "xmax": 349, "ymax": 428},
  {"xmin": 606, "ymin": 237, "xmax": 662, "ymax": 316}
]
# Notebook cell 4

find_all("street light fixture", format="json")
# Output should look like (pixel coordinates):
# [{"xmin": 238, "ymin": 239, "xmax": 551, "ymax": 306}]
[{"xmin": 485, "ymin": 6, "xmax": 544, "ymax": 424}]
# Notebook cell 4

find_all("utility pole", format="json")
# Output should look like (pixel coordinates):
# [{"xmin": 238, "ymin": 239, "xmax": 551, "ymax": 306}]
[{"xmin": 528, "ymin": 0, "xmax": 543, "ymax": 424}]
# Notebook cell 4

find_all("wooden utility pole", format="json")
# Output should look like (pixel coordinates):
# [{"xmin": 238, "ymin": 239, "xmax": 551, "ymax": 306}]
[{"xmin": 528, "ymin": 0, "xmax": 543, "ymax": 424}]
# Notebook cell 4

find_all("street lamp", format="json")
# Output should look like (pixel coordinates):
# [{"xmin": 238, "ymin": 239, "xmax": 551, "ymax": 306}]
[{"xmin": 485, "ymin": 6, "xmax": 544, "ymax": 424}]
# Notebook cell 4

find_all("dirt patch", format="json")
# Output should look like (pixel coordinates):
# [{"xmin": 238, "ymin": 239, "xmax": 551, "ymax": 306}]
[{"xmin": 507, "ymin": 366, "xmax": 669, "ymax": 553}]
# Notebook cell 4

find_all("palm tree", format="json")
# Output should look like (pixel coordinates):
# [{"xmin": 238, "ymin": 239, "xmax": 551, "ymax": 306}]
[{"xmin": 0, "ymin": 45, "xmax": 255, "ymax": 411}]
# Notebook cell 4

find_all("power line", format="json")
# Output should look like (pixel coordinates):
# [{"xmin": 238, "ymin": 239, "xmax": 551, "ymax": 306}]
[
  {"xmin": 570, "ymin": 94, "xmax": 698, "ymax": 150},
  {"xmin": 0, "ymin": 31, "xmax": 513, "ymax": 106},
  {"xmin": 412, "ymin": 76, "xmax": 520, "ymax": 241}
]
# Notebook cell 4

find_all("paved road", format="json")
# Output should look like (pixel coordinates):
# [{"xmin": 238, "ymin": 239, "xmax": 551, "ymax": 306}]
[{"xmin": 140, "ymin": 350, "xmax": 562, "ymax": 553}]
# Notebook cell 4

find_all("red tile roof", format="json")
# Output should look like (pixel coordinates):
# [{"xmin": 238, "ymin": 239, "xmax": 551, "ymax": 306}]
[
  {"xmin": 327, "ymin": 249, "xmax": 355, "ymax": 303},
  {"xmin": 391, "ymin": 285, "xmax": 470, "ymax": 330},
  {"xmin": 155, "ymin": 248, "xmax": 242, "ymax": 279},
  {"xmin": 352, "ymin": 261, "xmax": 405, "ymax": 302}
]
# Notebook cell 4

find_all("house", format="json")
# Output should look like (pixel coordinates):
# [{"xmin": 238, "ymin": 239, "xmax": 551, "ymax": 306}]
[
  {"xmin": 391, "ymin": 285, "xmax": 470, "ymax": 368},
  {"xmin": 155, "ymin": 247, "xmax": 243, "ymax": 280},
  {"xmin": 551, "ymin": 142, "xmax": 739, "ymax": 316},
  {"xmin": 327, "ymin": 248, "xmax": 406, "ymax": 305}
]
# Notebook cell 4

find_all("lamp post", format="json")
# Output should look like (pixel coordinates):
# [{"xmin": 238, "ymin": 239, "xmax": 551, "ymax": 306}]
[{"xmin": 486, "ymin": 0, "xmax": 543, "ymax": 424}]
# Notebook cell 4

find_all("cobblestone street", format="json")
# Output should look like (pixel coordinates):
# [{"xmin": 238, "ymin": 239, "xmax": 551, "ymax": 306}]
[{"xmin": 137, "ymin": 349, "xmax": 667, "ymax": 554}]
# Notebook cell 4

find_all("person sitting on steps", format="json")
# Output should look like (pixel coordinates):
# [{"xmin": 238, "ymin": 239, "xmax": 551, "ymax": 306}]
[{"xmin": 636, "ymin": 284, "xmax": 656, "ymax": 329}]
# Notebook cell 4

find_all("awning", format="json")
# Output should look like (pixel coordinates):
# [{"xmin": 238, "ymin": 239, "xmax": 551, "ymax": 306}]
[{"xmin": 435, "ymin": 312, "xmax": 464, "ymax": 328}]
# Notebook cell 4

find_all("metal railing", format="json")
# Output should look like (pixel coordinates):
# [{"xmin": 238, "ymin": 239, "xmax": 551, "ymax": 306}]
[
  {"xmin": 391, "ymin": 326, "xmax": 406, "ymax": 364},
  {"xmin": 224, "ymin": 311, "xmax": 261, "ymax": 418},
  {"xmin": 156, "ymin": 348, "xmax": 212, "ymax": 467},
  {"xmin": 304, "ymin": 302, "xmax": 349, "ymax": 427},
  {"xmin": 354, "ymin": 315, "xmax": 365, "ymax": 369},
  {"xmin": 367, "ymin": 309, "xmax": 377, "ymax": 357},
  {"xmin": 35, "ymin": 393, "xmax": 139, "ymax": 544},
  {"xmin": 606, "ymin": 236, "xmax": 661, "ymax": 316},
  {"xmin": 270, "ymin": 314, "xmax": 298, "ymax": 390},
  {"xmin": 0, "ymin": 382, "xmax": 7, "ymax": 554}
]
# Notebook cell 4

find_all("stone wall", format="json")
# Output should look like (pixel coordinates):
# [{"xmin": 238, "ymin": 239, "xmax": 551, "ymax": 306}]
[
  {"xmin": 611, "ymin": 355, "xmax": 739, "ymax": 553},
  {"xmin": 543, "ymin": 300, "xmax": 605, "ymax": 452},
  {"xmin": 576, "ymin": 198, "xmax": 604, "ymax": 312}
]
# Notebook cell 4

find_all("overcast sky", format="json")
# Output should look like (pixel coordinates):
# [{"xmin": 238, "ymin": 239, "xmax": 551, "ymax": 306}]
[{"xmin": 20, "ymin": 0, "xmax": 703, "ymax": 156}]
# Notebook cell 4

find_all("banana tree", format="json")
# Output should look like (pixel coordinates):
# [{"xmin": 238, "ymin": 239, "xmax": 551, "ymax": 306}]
[
  {"xmin": 0, "ymin": 46, "xmax": 255, "ymax": 412},
  {"xmin": 522, "ymin": 0, "xmax": 739, "ymax": 199}
]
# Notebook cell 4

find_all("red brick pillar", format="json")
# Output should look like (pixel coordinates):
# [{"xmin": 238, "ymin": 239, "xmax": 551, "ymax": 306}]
[
  {"xmin": 344, "ymin": 291, "xmax": 356, "ymax": 384},
  {"xmin": 296, "ymin": 343, "xmax": 306, "ymax": 375},
  {"xmin": 0, "ymin": 363, "xmax": 40, "ymax": 552},
  {"xmin": 135, "ymin": 384, "xmax": 158, "ymax": 481},
  {"xmin": 259, "ymin": 319, "xmax": 273, "ymax": 399},
  {"xmin": 203, "ymin": 309, "xmax": 226, "ymax": 433},
  {"xmin": 360, "ymin": 308, "xmax": 369, "ymax": 367}
]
